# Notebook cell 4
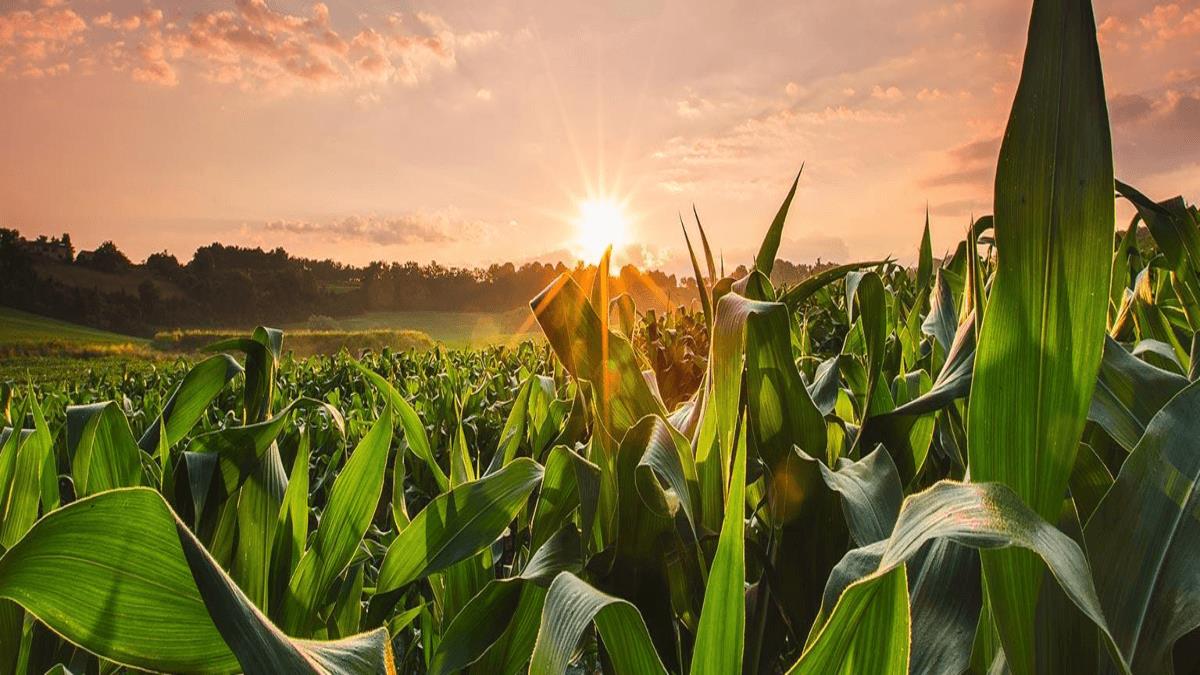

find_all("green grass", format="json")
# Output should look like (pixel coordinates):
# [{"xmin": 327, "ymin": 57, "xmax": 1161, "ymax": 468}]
[
  {"xmin": 291, "ymin": 309, "xmax": 540, "ymax": 347},
  {"xmin": 152, "ymin": 328, "xmax": 436, "ymax": 357},
  {"xmin": 0, "ymin": 306, "xmax": 156, "ymax": 373},
  {"xmin": 0, "ymin": 355, "xmax": 167, "ymax": 384},
  {"xmin": 0, "ymin": 306, "xmax": 144, "ymax": 345}
]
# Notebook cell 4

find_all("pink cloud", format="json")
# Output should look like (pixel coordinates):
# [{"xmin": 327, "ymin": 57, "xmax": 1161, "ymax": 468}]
[
  {"xmin": 0, "ymin": 5, "xmax": 86, "ymax": 78},
  {"xmin": 1, "ymin": 0, "xmax": 497, "ymax": 94},
  {"xmin": 1139, "ymin": 3, "xmax": 1200, "ymax": 47},
  {"xmin": 0, "ymin": 6, "xmax": 85, "ymax": 42},
  {"xmin": 262, "ymin": 211, "xmax": 492, "ymax": 246}
]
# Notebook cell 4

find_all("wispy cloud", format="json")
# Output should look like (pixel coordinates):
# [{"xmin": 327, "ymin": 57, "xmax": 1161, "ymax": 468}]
[
  {"xmin": 1138, "ymin": 3, "xmax": 1200, "ymax": 49},
  {"xmin": 652, "ymin": 101, "xmax": 903, "ymax": 197},
  {"xmin": 261, "ymin": 211, "xmax": 492, "ymax": 247},
  {"xmin": 921, "ymin": 136, "xmax": 1000, "ymax": 189},
  {"xmin": 1, "ymin": 0, "xmax": 499, "ymax": 94},
  {"xmin": 0, "ymin": 1, "xmax": 86, "ymax": 78}
]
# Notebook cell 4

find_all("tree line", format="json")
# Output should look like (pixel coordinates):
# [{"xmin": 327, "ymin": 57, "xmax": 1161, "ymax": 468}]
[{"xmin": 0, "ymin": 228, "xmax": 836, "ymax": 336}]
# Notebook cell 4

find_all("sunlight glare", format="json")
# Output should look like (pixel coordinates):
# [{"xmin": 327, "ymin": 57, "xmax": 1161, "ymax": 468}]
[{"xmin": 573, "ymin": 198, "xmax": 630, "ymax": 263}]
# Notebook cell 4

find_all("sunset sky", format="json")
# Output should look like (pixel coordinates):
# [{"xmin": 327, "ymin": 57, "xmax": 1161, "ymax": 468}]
[{"xmin": 2, "ymin": 0, "xmax": 1198, "ymax": 272}]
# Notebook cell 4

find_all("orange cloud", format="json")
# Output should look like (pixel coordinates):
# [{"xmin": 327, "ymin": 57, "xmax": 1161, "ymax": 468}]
[
  {"xmin": 1139, "ymin": 3, "xmax": 1200, "ymax": 47},
  {"xmin": 1, "ymin": 0, "xmax": 497, "ymax": 93},
  {"xmin": 920, "ymin": 135, "xmax": 999, "ymax": 191},
  {"xmin": 0, "ymin": 4, "xmax": 86, "ymax": 77},
  {"xmin": 262, "ymin": 212, "xmax": 492, "ymax": 247}
]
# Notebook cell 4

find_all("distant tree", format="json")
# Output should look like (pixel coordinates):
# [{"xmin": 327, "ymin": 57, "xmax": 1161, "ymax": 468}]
[
  {"xmin": 137, "ymin": 279, "xmax": 160, "ymax": 315},
  {"xmin": 144, "ymin": 251, "xmax": 182, "ymax": 278},
  {"xmin": 78, "ymin": 241, "xmax": 132, "ymax": 273}
]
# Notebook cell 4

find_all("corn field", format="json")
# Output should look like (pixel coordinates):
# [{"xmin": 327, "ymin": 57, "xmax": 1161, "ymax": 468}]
[{"xmin": 3, "ymin": 0, "xmax": 1200, "ymax": 672}]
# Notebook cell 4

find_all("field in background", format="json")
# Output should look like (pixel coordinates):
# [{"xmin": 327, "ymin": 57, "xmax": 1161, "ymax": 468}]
[
  {"xmin": 0, "ymin": 306, "xmax": 145, "ymax": 346},
  {"xmin": 1, "ymin": 305, "xmax": 539, "ymax": 381},
  {"xmin": 292, "ymin": 308, "xmax": 540, "ymax": 347},
  {"xmin": 153, "ymin": 328, "xmax": 435, "ymax": 358},
  {"xmin": 0, "ymin": 307, "xmax": 160, "ymax": 381}
]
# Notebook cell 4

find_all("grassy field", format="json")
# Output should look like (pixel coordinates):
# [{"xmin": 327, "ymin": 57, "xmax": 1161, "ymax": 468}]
[
  {"xmin": 0, "ymin": 306, "xmax": 144, "ymax": 345},
  {"xmin": 0, "ymin": 306, "xmax": 440, "ymax": 383},
  {"xmin": 291, "ymin": 308, "xmax": 540, "ymax": 346},
  {"xmin": 152, "ymin": 327, "xmax": 436, "ymax": 357},
  {"xmin": 0, "ymin": 306, "xmax": 162, "ymax": 381},
  {"xmin": 2, "ymin": 305, "xmax": 532, "ymax": 363}
]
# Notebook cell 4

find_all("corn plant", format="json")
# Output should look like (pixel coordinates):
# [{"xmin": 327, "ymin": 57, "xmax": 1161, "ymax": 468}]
[{"xmin": 1, "ymin": 0, "xmax": 1199, "ymax": 672}]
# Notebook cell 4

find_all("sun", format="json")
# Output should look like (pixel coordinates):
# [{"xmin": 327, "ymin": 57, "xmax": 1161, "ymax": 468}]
[{"xmin": 573, "ymin": 198, "xmax": 631, "ymax": 263}]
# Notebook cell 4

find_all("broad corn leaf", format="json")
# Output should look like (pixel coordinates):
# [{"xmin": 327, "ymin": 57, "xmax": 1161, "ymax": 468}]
[
  {"xmin": 376, "ymin": 458, "xmax": 544, "ymax": 594},
  {"xmin": 0, "ymin": 488, "xmax": 393, "ymax": 673},
  {"xmin": 528, "ymin": 572, "xmax": 667, "ymax": 675},
  {"xmin": 966, "ymin": 0, "xmax": 1114, "ymax": 671},
  {"xmin": 690, "ymin": 412, "xmax": 747, "ymax": 674}
]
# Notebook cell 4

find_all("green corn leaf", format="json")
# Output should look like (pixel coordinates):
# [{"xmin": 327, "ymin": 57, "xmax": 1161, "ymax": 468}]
[
  {"xmin": 779, "ymin": 260, "xmax": 891, "ymax": 312},
  {"xmin": 353, "ymin": 360, "xmax": 448, "ymax": 492},
  {"xmin": 189, "ymin": 397, "xmax": 344, "ymax": 498},
  {"xmin": 890, "ymin": 371, "xmax": 937, "ymax": 479},
  {"xmin": 486, "ymin": 377, "xmax": 533, "ymax": 476},
  {"xmin": 754, "ymin": 167, "xmax": 802, "ymax": 276},
  {"xmin": 206, "ymin": 326, "xmax": 282, "ymax": 424},
  {"xmin": 921, "ymin": 269, "xmax": 958, "ymax": 354},
  {"xmin": 449, "ymin": 413, "xmax": 475, "ymax": 487},
  {"xmin": 611, "ymin": 293, "xmax": 637, "ymax": 339},
  {"xmin": 965, "ymin": 217, "xmax": 988, "ymax": 331},
  {"xmin": 331, "ymin": 564, "xmax": 365, "ymax": 638},
  {"xmin": 376, "ymin": 457, "xmax": 544, "ymax": 595},
  {"xmin": 807, "ymin": 356, "xmax": 842, "ymax": 416},
  {"xmin": 281, "ymin": 409, "xmax": 393, "ymax": 635},
  {"xmin": 883, "ymin": 312, "xmax": 974, "ymax": 417},
  {"xmin": 787, "ymin": 566, "xmax": 909, "ymax": 674},
  {"xmin": 1108, "ymin": 214, "xmax": 1140, "ymax": 329},
  {"xmin": 798, "ymin": 444, "xmax": 902, "ymax": 547},
  {"xmin": 65, "ymin": 402, "xmax": 144, "ymax": 496},
  {"xmin": 909, "ymin": 538, "xmax": 982, "ymax": 674},
  {"xmin": 846, "ymin": 272, "xmax": 887, "ymax": 446},
  {"xmin": 606, "ymin": 417, "xmax": 678, "ymax": 628},
  {"xmin": 138, "ymin": 354, "xmax": 243, "ymax": 453},
  {"xmin": 0, "ymin": 399, "xmax": 29, "ymax": 512},
  {"xmin": 693, "ymin": 205, "xmax": 718, "ymax": 284},
  {"xmin": 530, "ymin": 445, "xmax": 600, "ymax": 552},
  {"xmin": 1115, "ymin": 181, "xmax": 1200, "ymax": 330},
  {"xmin": 713, "ymin": 292, "xmax": 825, "ymax": 486},
  {"xmin": 272, "ymin": 429, "xmax": 311, "ymax": 606},
  {"xmin": 1131, "ymin": 268, "xmax": 1190, "ymax": 369},
  {"xmin": 1085, "ymin": 379, "xmax": 1200, "ymax": 672},
  {"xmin": 634, "ymin": 414, "xmax": 699, "ymax": 538},
  {"xmin": 531, "ymin": 275, "xmax": 665, "ymax": 437},
  {"xmin": 1087, "ymin": 336, "xmax": 1188, "ymax": 451},
  {"xmin": 474, "ymin": 585, "xmax": 550, "ymax": 675},
  {"xmin": 966, "ymin": 0, "xmax": 1115, "ymax": 670},
  {"xmin": 430, "ymin": 525, "xmax": 582, "ymax": 675},
  {"xmin": 589, "ymin": 245, "xmax": 612, "ymax": 329},
  {"xmin": 0, "ymin": 488, "xmax": 393, "ymax": 673},
  {"xmin": 918, "ymin": 208, "xmax": 933, "ymax": 291},
  {"xmin": 0, "ymin": 394, "xmax": 51, "ymax": 549},
  {"xmin": 234, "ymin": 442, "xmax": 287, "ymax": 613},
  {"xmin": 805, "ymin": 481, "xmax": 1130, "ymax": 674},
  {"xmin": 1068, "ymin": 442, "xmax": 1112, "ymax": 524},
  {"xmin": 528, "ymin": 571, "xmax": 667, "ymax": 675},
  {"xmin": 690, "ymin": 411, "xmax": 747, "ymax": 675},
  {"xmin": 681, "ymin": 213, "xmax": 714, "ymax": 331}
]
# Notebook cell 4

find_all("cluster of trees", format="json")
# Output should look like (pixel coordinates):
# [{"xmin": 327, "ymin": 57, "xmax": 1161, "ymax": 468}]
[{"xmin": 0, "ymin": 228, "xmax": 838, "ymax": 336}]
